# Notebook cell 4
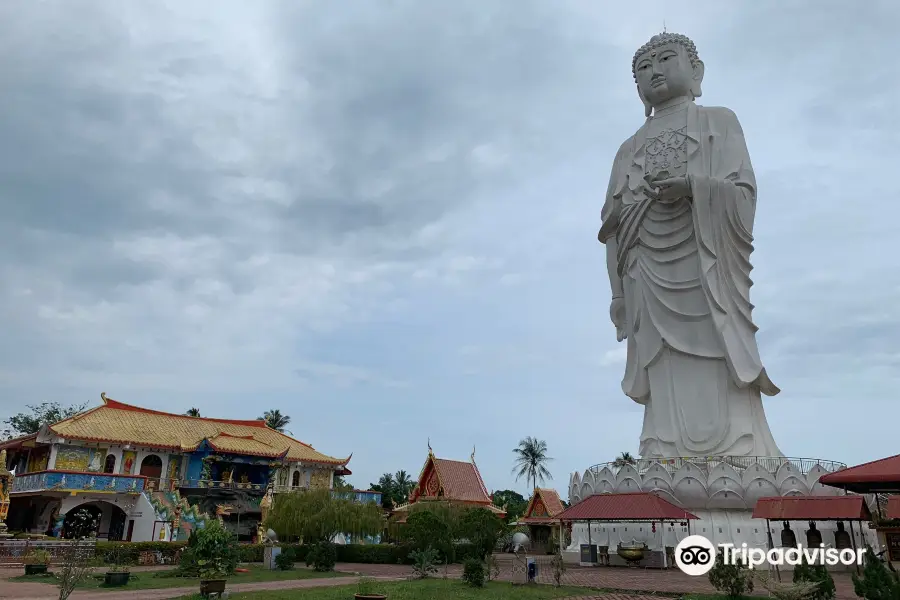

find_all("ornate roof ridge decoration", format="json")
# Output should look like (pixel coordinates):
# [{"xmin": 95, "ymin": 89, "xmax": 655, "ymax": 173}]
[
  {"xmin": 93, "ymin": 393, "xmax": 273, "ymax": 429},
  {"xmin": 210, "ymin": 432, "xmax": 257, "ymax": 440}
]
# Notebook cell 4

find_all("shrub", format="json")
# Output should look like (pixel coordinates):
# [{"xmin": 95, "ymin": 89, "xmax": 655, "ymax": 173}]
[
  {"xmin": 409, "ymin": 547, "xmax": 440, "ymax": 579},
  {"xmin": 305, "ymin": 540, "xmax": 337, "ymax": 572},
  {"xmin": 274, "ymin": 551, "xmax": 294, "ymax": 571},
  {"xmin": 95, "ymin": 541, "xmax": 188, "ymax": 565},
  {"xmin": 23, "ymin": 549, "xmax": 51, "ymax": 565},
  {"xmin": 356, "ymin": 576, "xmax": 383, "ymax": 596},
  {"xmin": 793, "ymin": 555, "xmax": 836, "ymax": 600},
  {"xmin": 550, "ymin": 550, "xmax": 567, "ymax": 587},
  {"xmin": 462, "ymin": 558, "xmax": 486, "ymax": 587},
  {"xmin": 459, "ymin": 508, "xmax": 504, "ymax": 560},
  {"xmin": 708, "ymin": 550, "xmax": 754, "ymax": 598},
  {"xmin": 404, "ymin": 509, "xmax": 454, "ymax": 562},
  {"xmin": 179, "ymin": 521, "xmax": 239, "ymax": 578},
  {"xmin": 852, "ymin": 545, "xmax": 900, "ymax": 600},
  {"xmin": 333, "ymin": 543, "xmax": 412, "ymax": 564}
]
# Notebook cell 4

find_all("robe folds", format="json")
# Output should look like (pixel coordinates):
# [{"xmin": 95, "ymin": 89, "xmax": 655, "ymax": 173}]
[{"xmin": 599, "ymin": 103, "xmax": 782, "ymax": 459}]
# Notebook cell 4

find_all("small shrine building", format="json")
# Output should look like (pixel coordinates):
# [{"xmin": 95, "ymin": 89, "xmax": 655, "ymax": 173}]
[
  {"xmin": 516, "ymin": 487, "xmax": 566, "ymax": 554},
  {"xmin": 391, "ymin": 444, "xmax": 505, "ymax": 523}
]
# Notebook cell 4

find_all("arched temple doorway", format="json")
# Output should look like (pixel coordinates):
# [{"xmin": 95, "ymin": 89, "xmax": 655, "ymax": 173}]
[
  {"xmin": 139, "ymin": 454, "xmax": 163, "ymax": 490},
  {"xmin": 62, "ymin": 501, "xmax": 128, "ymax": 541},
  {"xmin": 103, "ymin": 454, "xmax": 116, "ymax": 474}
]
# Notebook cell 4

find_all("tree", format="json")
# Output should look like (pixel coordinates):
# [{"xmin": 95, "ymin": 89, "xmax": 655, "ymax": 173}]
[
  {"xmin": 512, "ymin": 437, "xmax": 553, "ymax": 491},
  {"xmin": 394, "ymin": 470, "xmax": 414, "ymax": 504},
  {"xmin": 185, "ymin": 408, "xmax": 201, "ymax": 417},
  {"xmin": 265, "ymin": 488, "xmax": 384, "ymax": 544},
  {"xmin": 459, "ymin": 507, "xmax": 505, "ymax": 559},
  {"xmin": 260, "ymin": 409, "xmax": 291, "ymax": 433},
  {"xmin": 370, "ymin": 473, "xmax": 396, "ymax": 510},
  {"xmin": 332, "ymin": 475, "xmax": 354, "ymax": 492},
  {"xmin": 55, "ymin": 540, "xmax": 94, "ymax": 600},
  {"xmin": 492, "ymin": 489, "xmax": 528, "ymax": 523},
  {"xmin": 3, "ymin": 402, "xmax": 88, "ymax": 439},
  {"xmin": 852, "ymin": 544, "xmax": 900, "ymax": 600},
  {"xmin": 613, "ymin": 452, "xmax": 637, "ymax": 469},
  {"xmin": 403, "ymin": 504, "xmax": 462, "ymax": 574}
]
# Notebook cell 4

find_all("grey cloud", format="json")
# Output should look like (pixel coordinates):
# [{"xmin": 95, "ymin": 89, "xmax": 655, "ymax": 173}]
[{"xmin": 1, "ymin": 1, "xmax": 899, "ymax": 491}]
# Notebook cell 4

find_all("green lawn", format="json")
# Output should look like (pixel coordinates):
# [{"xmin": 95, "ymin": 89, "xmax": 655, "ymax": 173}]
[
  {"xmin": 202, "ymin": 578, "xmax": 593, "ymax": 599},
  {"xmin": 11, "ymin": 564, "xmax": 348, "ymax": 591}
]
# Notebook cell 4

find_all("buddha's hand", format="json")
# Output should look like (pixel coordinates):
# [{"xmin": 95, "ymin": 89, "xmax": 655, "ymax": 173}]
[
  {"xmin": 609, "ymin": 296, "xmax": 627, "ymax": 342},
  {"xmin": 651, "ymin": 175, "xmax": 692, "ymax": 202}
]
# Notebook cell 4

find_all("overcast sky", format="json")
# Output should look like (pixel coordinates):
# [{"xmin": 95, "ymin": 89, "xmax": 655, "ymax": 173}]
[{"xmin": 1, "ymin": 1, "xmax": 897, "ymax": 499}]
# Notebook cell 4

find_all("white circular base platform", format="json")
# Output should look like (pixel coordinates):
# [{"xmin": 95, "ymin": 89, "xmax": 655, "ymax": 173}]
[{"xmin": 567, "ymin": 456, "xmax": 883, "ymax": 559}]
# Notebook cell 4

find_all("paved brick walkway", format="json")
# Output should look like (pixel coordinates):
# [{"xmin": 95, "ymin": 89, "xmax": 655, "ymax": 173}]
[
  {"xmin": 0, "ymin": 558, "xmax": 864, "ymax": 600},
  {"xmin": 557, "ymin": 596, "xmax": 662, "ymax": 600}
]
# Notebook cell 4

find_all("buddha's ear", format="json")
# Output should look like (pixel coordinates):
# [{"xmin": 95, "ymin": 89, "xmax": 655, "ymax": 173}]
[
  {"xmin": 637, "ymin": 84, "xmax": 652, "ymax": 118},
  {"xmin": 690, "ymin": 59, "xmax": 705, "ymax": 99}
]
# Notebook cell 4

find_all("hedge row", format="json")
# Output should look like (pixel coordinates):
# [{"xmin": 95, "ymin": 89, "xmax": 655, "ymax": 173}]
[{"xmin": 94, "ymin": 541, "xmax": 481, "ymax": 566}]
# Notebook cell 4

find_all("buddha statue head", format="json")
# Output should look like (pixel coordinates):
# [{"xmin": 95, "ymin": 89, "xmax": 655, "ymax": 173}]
[{"xmin": 632, "ymin": 32, "xmax": 705, "ymax": 117}]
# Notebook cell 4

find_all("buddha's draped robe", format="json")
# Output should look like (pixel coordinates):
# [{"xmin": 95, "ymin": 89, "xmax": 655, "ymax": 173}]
[{"xmin": 598, "ymin": 103, "xmax": 783, "ymax": 459}]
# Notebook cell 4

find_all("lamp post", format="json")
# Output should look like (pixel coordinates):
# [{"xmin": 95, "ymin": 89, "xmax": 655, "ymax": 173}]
[{"xmin": 0, "ymin": 449, "xmax": 12, "ymax": 540}]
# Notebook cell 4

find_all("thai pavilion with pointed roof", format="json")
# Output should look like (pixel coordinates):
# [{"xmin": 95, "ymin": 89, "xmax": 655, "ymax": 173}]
[
  {"xmin": 391, "ymin": 443, "xmax": 505, "ymax": 523},
  {"xmin": 1, "ymin": 393, "xmax": 360, "ymax": 543},
  {"xmin": 515, "ymin": 488, "xmax": 566, "ymax": 554}
]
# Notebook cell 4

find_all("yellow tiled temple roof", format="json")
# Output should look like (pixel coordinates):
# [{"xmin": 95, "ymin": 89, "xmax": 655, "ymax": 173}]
[{"xmin": 48, "ymin": 395, "xmax": 350, "ymax": 466}]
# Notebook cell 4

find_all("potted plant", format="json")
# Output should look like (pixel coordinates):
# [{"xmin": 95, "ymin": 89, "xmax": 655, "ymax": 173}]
[
  {"xmin": 103, "ymin": 547, "xmax": 131, "ymax": 587},
  {"xmin": 354, "ymin": 576, "xmax": 387, "ymax": 600},
  {"xmin": 23, "ymin": 548, "xmax": 51, "ymax": 575},
  {"xmin": 104, "ymin": 564, "xmax": 130, "ymax": 587},
  {"xmin": 198, "ymin": 558, "xmax": 228, "ymax": 596}
]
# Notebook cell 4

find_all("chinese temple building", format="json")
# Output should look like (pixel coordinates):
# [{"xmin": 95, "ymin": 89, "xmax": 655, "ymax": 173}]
[
  {"xmin": 0, "ymin": 393, "xmax": 352, "ymax": 543},
  {"xmin": 391, "ymin": 445, "xmax": 505, "ymax": 523},
  {"xmin": 516, "ymin": 488, "xmax": 566, "ymax": 554}
]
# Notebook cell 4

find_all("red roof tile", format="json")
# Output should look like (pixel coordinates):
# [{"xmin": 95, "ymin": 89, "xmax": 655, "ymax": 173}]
[
  {"xmin": 818, "ymin": 455, "xmax": 900, "ymax": 489},
  {"xmin": 752, "ymin": 496, "xmax": 872, "ymax": 521},
  {"xmin": 887, "ymin": 496, "xmax": 900, "ymax": 520},
  {"xmin": 555, "ymin": 492, "xmax": 698, "ymax": 522},
  {"xmin": 432, "ymin": 458, "xmax": 492, "ymax": 504}
]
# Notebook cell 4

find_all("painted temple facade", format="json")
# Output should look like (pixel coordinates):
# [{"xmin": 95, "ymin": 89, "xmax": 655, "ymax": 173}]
[
  {"xmin": 1, "ymin": 394, "xmax": 352, "ymax": 542},
  {"xmin": 391, "ymin": 446, "xmax": 505, "ymax": 522}
]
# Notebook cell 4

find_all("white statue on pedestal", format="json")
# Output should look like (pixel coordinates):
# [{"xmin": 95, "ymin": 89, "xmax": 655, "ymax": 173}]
[{"xmin": 599, "ymin": 32, "xmax": 783, "ymax": 459}]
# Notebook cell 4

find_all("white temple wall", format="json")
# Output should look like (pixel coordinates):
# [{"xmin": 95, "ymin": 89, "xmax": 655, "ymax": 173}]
[{"xmin": 566, "ymin": 510, "xmax": 882, "ymax": 570}]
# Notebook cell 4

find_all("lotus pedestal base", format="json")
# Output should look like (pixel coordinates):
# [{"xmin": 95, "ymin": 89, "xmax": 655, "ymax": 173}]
[{"xmin": 565, "ymin": 455, "xmax": 880, "ymax": 569}]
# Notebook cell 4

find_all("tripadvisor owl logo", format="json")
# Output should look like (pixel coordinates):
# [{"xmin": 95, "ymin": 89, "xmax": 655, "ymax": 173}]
[
  {"xmin": 675, "ymin": 535, "xmax": 716, "ymax": 575},
  {"xmin": 674, "ymin": 534, "xmax": 866, "ymax": 576}
]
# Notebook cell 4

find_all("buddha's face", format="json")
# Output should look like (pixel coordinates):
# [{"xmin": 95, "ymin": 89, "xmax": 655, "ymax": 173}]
[{"xmin": 635, "ymin": 42, "xmax": 695, "ymax": 107}]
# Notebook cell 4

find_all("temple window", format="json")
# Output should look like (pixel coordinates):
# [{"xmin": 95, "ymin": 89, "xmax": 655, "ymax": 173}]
[
  {"xmin": 292, "ymin": 471, "xmax": 301, "ymax": 487},
  {"xmin": 103, "ymin": 454, "xmax": 116, "ymax": 474}
]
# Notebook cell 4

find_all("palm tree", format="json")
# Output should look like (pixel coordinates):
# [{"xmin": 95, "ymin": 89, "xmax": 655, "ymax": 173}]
[
  {"xmin": 512, "ymin": 437, "xmax": 553, "ymax": 491},
  {"xmin": 394, "ymin": 470, "xmax": 414, "ymax": 504},
  {"xmin": 261, "ymin": 409, "xmax": 291, "ymax": 433},
  {"xmin": 185, "ymin": 408, "xmax": 201, "ymax": 417},
  {"xmin": 372, "ymin": 473, "xmax": 396, "ymax": 510},
  {"xmin": 613, "ymin": 452, "xmax": 637, "ymax": 469}
]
